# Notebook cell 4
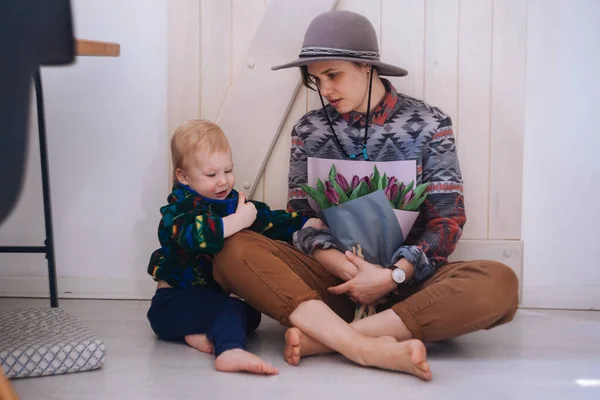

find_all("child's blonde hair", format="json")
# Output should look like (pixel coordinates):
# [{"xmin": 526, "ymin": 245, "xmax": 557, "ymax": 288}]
[{"xmin": 171, "ymin": 119, "xmax": 231, "ymax": 183}]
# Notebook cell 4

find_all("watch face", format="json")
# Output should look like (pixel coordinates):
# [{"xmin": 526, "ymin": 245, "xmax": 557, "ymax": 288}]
[{"xmin": 393, "ymin": 268, "xmax": 406, "ymax": 284}]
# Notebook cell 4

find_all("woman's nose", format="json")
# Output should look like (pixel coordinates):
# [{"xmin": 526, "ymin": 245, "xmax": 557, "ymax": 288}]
[{"xmin": 319, "ymin": 80, "xmax": 333, "ymax": 96}]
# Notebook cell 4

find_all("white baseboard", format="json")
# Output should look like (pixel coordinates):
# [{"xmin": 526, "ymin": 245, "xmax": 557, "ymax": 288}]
[
  {"xmin": 522, "ymin": 286, "xmax": 600, "ymax": 310},
  {"xmin": 0, "ymin": 239, "xmax": 524, "ymax": 302},
  {"xmin": 0, "ymin": 277, "xmax": 156, "ymax": 300}
]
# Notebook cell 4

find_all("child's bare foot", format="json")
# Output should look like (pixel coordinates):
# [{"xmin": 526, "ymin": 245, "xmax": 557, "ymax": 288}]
[
  {"xmin": 214, "ymin": 349, "xmax": 278, "ymax": 375},
  {"xmin": 359, "ymin": 338, "xmax": 432, "ymax": 381},
  {"xmin": 184, "ymin": 334, "xmax": 213, "ymax": 354},
  {"xmin": 284, "ymin": 327, "xmax": 396, "ymax": 366}
]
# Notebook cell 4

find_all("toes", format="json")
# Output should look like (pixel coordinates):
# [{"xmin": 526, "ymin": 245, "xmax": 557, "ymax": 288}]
[
  {"xmin": 285, "ymin": 328, "xmax": 302, "ymax": 346},
  {"xmin": 251, "ymin": 362, "xmax": 278, "ymax": 375},
  {"xmin": 284, "ymin": 328, "xmax": 303, "ymax": 366},
  {"xmin": 284, "ymin": 354, "xmax": 299, "ymax": 366},
  {"xmin": 415, "ymin": 362, "xmax": 432, "ymax": 381},
  {"xmin": 264, "ymin": 364, "xmax": 279, "ymax": 375},
  {"xmin": 421, "ymin": 370, "xmax": 433, "ymax": 381},
  {"xmin": 283, "ymin": 345, "xmax": 294, "ymax": 361},
  {"xmin": 418, "ymin": 361, "xmax": 430, "ymax": 372}
]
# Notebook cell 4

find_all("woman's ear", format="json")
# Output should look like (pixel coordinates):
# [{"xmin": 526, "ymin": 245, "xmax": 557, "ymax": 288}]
[{"xmin": 175, "ymin": 168, "xmax": 188, "ymax": 185}]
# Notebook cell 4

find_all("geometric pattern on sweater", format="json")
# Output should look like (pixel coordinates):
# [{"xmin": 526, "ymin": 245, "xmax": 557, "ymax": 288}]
[{"xmin": 287, "ymin": 79, "xmax": 466, "ymax": 284}]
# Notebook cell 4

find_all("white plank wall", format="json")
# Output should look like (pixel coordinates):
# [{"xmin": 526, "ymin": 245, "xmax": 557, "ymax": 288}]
[
  {"xmin": 424, "ymin": 0, "xmax": 460, "ymax": 137},
  {"xmin": 172, "ymin": 0, "xmax": 528, "ymax": 241},
  {"xmin": 199, "ymin": 0, "xmax": 232, "ymax": 121},
  {"xmin": 457, "ymin": 0, "xmax": 493, "ymax": 240},
  {"xmin": 488, "ymin": 0, "xmax": 527, "ymax": 240},
  {"xmin": 381, "ymin": 0, "xmax": 425, "ymax": 99},
  {"xmin": 167, "ymin": 0, "xmax": 201, "ymax": 135}
]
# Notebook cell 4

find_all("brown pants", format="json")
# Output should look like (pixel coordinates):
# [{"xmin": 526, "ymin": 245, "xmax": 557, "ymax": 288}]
[{"xmin": 213, "ymin": 230, "xmax": 518, "ymax": 342}]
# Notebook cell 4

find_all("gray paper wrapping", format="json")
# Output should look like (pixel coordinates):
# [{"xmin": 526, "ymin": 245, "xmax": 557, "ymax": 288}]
[{"xmin": 320, "ymin": 190, "xmax": 403, "ymax": 267}]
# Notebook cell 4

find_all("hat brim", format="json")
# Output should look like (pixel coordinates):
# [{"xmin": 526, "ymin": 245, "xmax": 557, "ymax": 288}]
[{"xmin": 272, "ymin": 56, "xmax": 407, "ymax": 77}]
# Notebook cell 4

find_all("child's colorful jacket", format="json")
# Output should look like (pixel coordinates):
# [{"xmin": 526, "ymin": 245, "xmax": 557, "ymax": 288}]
[{"xmin": 147, "ymin": 185, "xmax": 309, "ymax": 288}]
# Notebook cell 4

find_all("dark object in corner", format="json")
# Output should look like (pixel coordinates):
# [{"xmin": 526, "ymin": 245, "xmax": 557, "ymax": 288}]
[{"xmin": 0, "ymin": 0, "xmax": 75, "ymax": 224}]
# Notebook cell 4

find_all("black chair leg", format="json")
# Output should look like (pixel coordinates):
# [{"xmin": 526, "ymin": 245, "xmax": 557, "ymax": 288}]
[{"xmin": 33, "ymin": 67, "xmax": 59, "ymax": 308}]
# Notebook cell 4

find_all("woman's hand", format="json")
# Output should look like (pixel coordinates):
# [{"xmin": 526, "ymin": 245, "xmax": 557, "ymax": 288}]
[
  {"xmin": 312, "ymin": 248, "xmax": 357, "ymax": 282},
  {"xmin": 327, "ymin": 251, "xmax": 397, "ymax": 305}
]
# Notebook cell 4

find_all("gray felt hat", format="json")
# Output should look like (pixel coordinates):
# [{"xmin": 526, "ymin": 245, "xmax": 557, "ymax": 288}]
[{"xmin": 272, "ymin": 10, "xmax": 407, "ymax": 77}]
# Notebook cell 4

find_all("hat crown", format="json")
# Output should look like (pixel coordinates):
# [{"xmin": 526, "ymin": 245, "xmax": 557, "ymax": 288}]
[
  {"xmin": 301, "ymin": 11, "xmax": 379, "ymax": 57},
  {"xmin": 271, "ymin": 10, "xmax": 407, "ymax": 76}
]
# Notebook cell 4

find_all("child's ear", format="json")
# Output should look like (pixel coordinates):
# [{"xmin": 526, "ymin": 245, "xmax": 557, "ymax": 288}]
[{"xmin": 175, "ymin": 168, "xmax": 188, "ymax": 185}]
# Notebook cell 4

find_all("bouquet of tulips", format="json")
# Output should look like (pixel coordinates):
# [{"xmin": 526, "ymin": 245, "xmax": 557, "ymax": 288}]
[
  {"xmin": 302, "ymin": 164, "xmax": 428, "ymax": 213},
  {"xmin": 302, "ymin": 164, "xmax": 428, "ymax": 320}
]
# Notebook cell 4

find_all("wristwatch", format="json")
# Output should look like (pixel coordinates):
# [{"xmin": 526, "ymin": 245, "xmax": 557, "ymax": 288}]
[{"xmin": 391, "ymin": 267, "xmax": 407, "ymax": 285}]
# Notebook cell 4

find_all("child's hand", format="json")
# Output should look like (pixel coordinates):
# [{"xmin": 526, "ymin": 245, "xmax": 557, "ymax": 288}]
[
  {"xmin": 236, "ymin": 193, "xmax": 257, "ymax": 228},
  {"xmin": 303, "ymin": 217, "xmax": 328, "ymax": 230}
]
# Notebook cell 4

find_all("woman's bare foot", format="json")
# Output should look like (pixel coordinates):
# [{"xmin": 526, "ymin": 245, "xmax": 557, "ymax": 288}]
[
  {"xmin": 184, "ymin": 334, "xmax": 213, "ymax": 354},
  {"xmin": 214, "ymin": 349, "xmax": 278, "ymax": 375},
  {"xmin": 359, "ymin": 338, "xmax": 432, "ymax": 381},
  {"xmin": 284, "ymin": 327, "xmax": 325, "ymax": 365},
  {"xmin": 284, "ymin": 327, "xmax": 396, "ymax": 366}
]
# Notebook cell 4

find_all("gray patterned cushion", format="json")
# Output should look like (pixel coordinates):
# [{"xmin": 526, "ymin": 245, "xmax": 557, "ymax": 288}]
[{"xmin": 0, "ymin": 308, "xmax": 105, "ymax": 379}]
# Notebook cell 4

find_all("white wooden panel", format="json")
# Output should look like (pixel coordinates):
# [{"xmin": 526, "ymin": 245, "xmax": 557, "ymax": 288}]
[
  {"xmin": 232, "ymin": 0, "xmax": 265, "ymax": 78},
  {"xmin": 449, "ymin": 240, "xmax": 523, "ymax": 303},
  {"xmin": 167, "ymin": 0, "xmax": 201, "ymax": 188},
  {"xmin": 489, "ymin": 0, "xmax": 527, "ymax": 239},
  {"xmin": 457, "ymin": 0, "xmax": 493, "ymax": 240},
  {"xmin": 231, "ymin": 0, "xmax": 266, "ymax": 201},
  {"xmin": 263, "ymin": 89, "xmax": 308, "ymax": 210},
  {"xmin": 381, "ymin": 0, "xmax": 425, "ymax": 98},
  {"xmin": 217, "ymin": 0, "xmax": 338, "ymax": 197},
  {"xmin": 200, "ymin": 0, "xmax": 231, "ymax": 121},
  {"xmin": 252, "ymin": 174, "xmax": 267, "ymax": 202},
  {"xmin": 168, "ymin": 1, "xmax": 201, "ymax": 133},
  {"xmin": 424, "ymin": 0, "xmax": 460, "ymax": 135}
]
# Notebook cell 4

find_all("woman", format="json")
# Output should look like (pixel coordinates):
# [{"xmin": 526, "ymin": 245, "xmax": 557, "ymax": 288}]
[{"xmin": 212, "ymin": 10, "xmax": 518, "ymax": 380}]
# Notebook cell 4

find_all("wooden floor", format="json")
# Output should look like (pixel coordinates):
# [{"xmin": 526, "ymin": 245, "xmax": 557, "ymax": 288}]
[{"xmin": 1, "ymin": 298, "xmax": 599, "ymax": 400}]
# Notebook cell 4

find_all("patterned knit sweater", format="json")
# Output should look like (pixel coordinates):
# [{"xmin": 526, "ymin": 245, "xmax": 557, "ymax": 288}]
[
  {"xmin": 148, "ymin": 184, "xmax": 309, "ymax": 288},
  {"xmin": 288, "ymin": 79, "xmax": 466, "ymax": 284}
]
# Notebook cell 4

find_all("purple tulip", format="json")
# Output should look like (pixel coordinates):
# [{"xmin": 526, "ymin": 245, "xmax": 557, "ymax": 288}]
[
  {"xmin": 386, "ymin": 182, "xmax": 399, "ymax": 202},
  {"xmin": 350, "ymin": 175, "xmax": 360, "ymax": 191},
  {"xmin": 324, "ymin": 182, "xmax": 340, "ymax": 205},
  {"xmin": 403, "ymin": 190, "xmax": 414, "ymax": 207},
  {"xmin": 335, "ymin": 173, "xmax": 350, "ymax": 192},
  {"xmin": 359, "ymin": 176, "xmax": 372, "ymax": 191},
  {"xmin": 388, "ymin": 176, "xmax": 398, "ymax": 187},
  {"xmin": 384, "ymin": 186, "xmax": 394, "ymax": 201}
]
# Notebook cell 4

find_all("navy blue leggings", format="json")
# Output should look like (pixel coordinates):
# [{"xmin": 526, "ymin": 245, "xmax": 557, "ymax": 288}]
[{"xmin": 147, "ymin": 286, "xmax": 261, "ymax": 357}]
